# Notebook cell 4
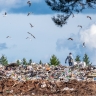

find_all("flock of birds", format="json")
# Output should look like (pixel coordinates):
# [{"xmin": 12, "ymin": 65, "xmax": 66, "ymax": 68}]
[
  {"xmin": 2, "ymin": 1, "xmax": 92, "ymax": 46},
  {"xmin": 68, "ymin": 15, "xmax": 92, "ymax": 48},
  {"xmin": 3, "ymin": 0, "xmax": 35, "ymax": 41}
]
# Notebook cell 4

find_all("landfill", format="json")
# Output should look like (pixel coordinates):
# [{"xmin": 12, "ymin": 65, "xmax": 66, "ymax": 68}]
[{"xmin": 0, "ymin": 62, "xmax": 96, "ymax": 96}]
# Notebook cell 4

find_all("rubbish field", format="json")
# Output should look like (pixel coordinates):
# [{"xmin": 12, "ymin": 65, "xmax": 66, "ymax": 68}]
[{"xmin": 0, "ymin": 63, "xmax": 96, "ymax": 96}]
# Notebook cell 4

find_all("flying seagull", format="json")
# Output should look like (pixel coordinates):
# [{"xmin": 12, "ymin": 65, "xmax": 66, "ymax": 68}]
[
  {"xmin": 27, "ymin": 12, "xmax": 33, "ymax": 16},
  {"xmin": 26, "ymin": 37, "xmax": 32, "ymax": 41},
  {"xmin": 83, "ymin": 42, "xmax": 86, "ymax": 47},
  {"xmin": 30, "ymin": 34, "xmax": 35, "ymax": 39},
  {"xmin": 68, "ymin": 38, "xmax": 73, "ymax": 40},
  {"xmin": 3, "ymin": 12, "xmax": 7, "ymax": 17},
  {"xmin": 87, "ymin": 16, "xmax": 92, "ymax": 20},
  {"xmin": 27, "ymin": 1, "xmax": 31, "ymax": 7},
  {"xmin": 27, "ymin": 32, "xmax": 35, "ymax": 38},
  {"xmin": 29, "ymin": 23, "xmax": 33, "ymax": 27},
  {"xmin": 27, "ymin": 32, "xmax": 31, "ymax": 34},
  {"xmin": 78, "ymin": 25, "xmax": 82, "ymax": 28},
  {"xmin": 6, "ymin": 36, "xmax": 11, "ymax": 38}
]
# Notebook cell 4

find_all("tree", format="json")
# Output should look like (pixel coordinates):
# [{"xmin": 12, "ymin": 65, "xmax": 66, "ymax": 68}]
[
  {"xmin": 16, "ymin": 60, "xmax": 21, "ymax": 65},
  {"xmin": 29, "ymin": 59, "xmax": 32, "ymax": 65},
  {"xmin": 45, "ymin": 0, "xmax": 96, "ymax": 27},
  {"xmin": 39, "ymin": 60, "xmax": 42, "ymax": 64},
  {"xmin": 49, "ymin": 54, "xmax": 60, "ymax": 66},
  {"xmin": 22, "ymin": 58, "xmax": 27, "ymax": 65},
  {"xmin": 83, "ymin": 53, "xmax": 90, "ymax": 65},
  {"xmin": 75, "ymin": 55, "xmax": 81, "ymax": 62},
  {"xmin": 0, "ymin": 55, "xmax": 8, "ymax": 66}
]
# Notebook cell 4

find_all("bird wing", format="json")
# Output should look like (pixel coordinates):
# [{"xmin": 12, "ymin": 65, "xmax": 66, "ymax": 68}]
[{"xmin": 31, "ymin": 34, "xmax": 35, "ymax": 38}]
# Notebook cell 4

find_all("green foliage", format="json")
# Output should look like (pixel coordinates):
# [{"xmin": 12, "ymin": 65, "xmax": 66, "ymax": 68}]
[
  {"xmin": 83, "ymin": 53, "xmax": 90, "ymax": 65},
  {"xmin": 49, "ymin": 54, "xmax": 60, "ymax": 66},
  {"xmin": 0, "ymin": 55, "xmax": 8, "ymax": 66},
  {"xmin": 75, "ymin": 55, "xmax": 81, "ymax": 62},
  {"xmin": 22, "ymin": 58, "xmax": 27, "ymax": 65},
  {"xmin": 39, "ymin": 60, "xmax": 42, "ymax": 64},
  {"xmin": 29, "ymin": 59, "xmax": 32, "ymax": 65},
  {"xmin": 16, "ymin": 60, "xmax": 21, "ymax": 65}
]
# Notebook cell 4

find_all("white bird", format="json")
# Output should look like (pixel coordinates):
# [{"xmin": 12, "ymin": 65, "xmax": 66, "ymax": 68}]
[
  {"xmin": 78, "ymin": 25, "xmax": 82, "ymax": 28},
  {"xmin": 27, "ymin": 1, "xmax": 31, "ymax": 7},
  {"xmin": 29, "ymin": 23, "xmax": 34, "ymax": 27},
  {"xmin": 3, "ymin": 12, "xmax": 7, "ymax": 17},
  {"xmin": 83, "ymin": 42, "xmax": 86, "ymax": 47},
  {"xmin": 26, "ymin": 37, "xmax": 32, "ymax": 41},
  {"xmin": 27, "ymin": 12, "xmax": 33, "ymax": 16},
  {"xmin": 6, "ymin": 36, "xmax": 11, "ymax": 39},
  {"xmin": 87, "ymin": 16, "xmax": 92, "ymax": 20}
]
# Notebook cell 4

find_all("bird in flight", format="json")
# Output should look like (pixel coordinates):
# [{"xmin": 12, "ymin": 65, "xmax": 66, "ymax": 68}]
[
  {"xmin": 68, "ymin": 38, "xmax": 73, "ymax": 40},
  {"xmin": 29, "ymin": 23, "xmax": 33, "ymax": 27},
  {"xmin": 87, "ymin": 16, "xmax": 92, "ymax": 20},
  {"xmin": 27, "ymin": 12, "xmax": 33, "ymax": 16},
  {"xmin": 6, "ymin": 36, "xmax": 11, "ymax": 38},
  {"xmin": 78, "ymin": 25, "xmax": 82, "ymax": 28},
  {"xmin": 3, "ymin": 12, "xmax": 7, "ymax": 17},
  {"xmin": 27, "ymin": 1, "xmax": 31, "ymax": 7},
  {"xmin": 26, "ymin": 37, "xmax": 32, "ymax": 41},
  {"xmin": 27, "ymin": 32, "xmax": 31, "ymax": 34},
  {"xmin": 30, "ymin": 34, "xmax": 35, "ymax": 39},
  {"xmin": 83, "ymin": 42, "xmax": 86, "ymax": 47},
  {"xmin": 27, "ymin": 32, "xmax": 35, "ymax": 39}
]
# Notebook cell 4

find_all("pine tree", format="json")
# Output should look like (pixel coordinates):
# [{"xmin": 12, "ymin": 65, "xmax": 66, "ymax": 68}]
[
  {"xmin": 39, "ymin": 60, "xmax": 42, "ymax": 64},
  {"xmin": 83, "ymin": 53, "xmax": 90, "ymax": 65},
  {"xmin": 16, "ymin": 60, "xmax": 21, "ymax": 65},
  {"xmin": 22, "ymin": 58, "xmax": 27, "ymax": 65},
  {"xmin": 45, "ymin": 0, "xmax": 96, "ymax": 27},
  {"xmin": 49, "ymin": 54, "xmax": 60, "ymax": 66},
  {"xmin": 29, "ymin": 59, "xmax": 32, "ymax": 65},
  {"xmin": 75, "ymin": 55, "xmax": 81, "ymax": 62},
  {"xmin": 0, "ymin": 55, "xmax": 8, "ymax": 66}
]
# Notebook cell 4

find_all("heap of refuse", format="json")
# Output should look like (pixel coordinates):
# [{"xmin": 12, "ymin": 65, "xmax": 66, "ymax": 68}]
[{"xmin": 0, "ymin": 62, "xmax": 96, "ymax": 96}]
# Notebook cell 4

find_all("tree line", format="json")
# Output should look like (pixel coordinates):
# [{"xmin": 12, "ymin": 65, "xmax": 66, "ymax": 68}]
[{"xmin": 0, "ymin": 53, "xmax": 91, "ymax": 66}]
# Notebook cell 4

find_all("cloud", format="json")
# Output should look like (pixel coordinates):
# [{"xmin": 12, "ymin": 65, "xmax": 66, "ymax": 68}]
[
  {"xmin": 0, "ymin": 0, "xmax": 42, "ymax": 11},
  {"xmin": 0, "ymin": 43, "xmax": 8, "ymax": 50},
  {"xmin": 56, "ymin": 23, "xmax": 96, "ymax": 65}
]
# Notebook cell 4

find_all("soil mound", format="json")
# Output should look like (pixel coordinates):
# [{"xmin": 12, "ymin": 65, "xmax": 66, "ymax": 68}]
[{"xmin": 0, "ymin": 78, "xmax": 96, "ymax": 96}]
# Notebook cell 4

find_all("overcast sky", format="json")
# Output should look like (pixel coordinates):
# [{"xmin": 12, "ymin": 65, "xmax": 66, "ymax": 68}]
[{"xmin": 0, "ymin": 0, "xmax": 96, "ymax": 65}]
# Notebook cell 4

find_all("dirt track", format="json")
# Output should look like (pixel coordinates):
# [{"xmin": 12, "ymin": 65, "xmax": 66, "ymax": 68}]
[{"xmin": 0, "ymin": 78, "xmax": 96, "ymax": 96}]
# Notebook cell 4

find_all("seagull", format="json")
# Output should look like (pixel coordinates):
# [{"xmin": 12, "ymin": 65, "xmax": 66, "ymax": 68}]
[
  {"xmin": 27, "ymin": 32, "xmax": 31, "ymax": 34},
  {"xmin": 3, "ymin": 12, "xmax": 7, "ymax": 17},
  {"xmin": 78, "ymin": 25, "xmax": 82, "ymax": 28},
  {"xmin": 26, "ymin": 37, "xmax": 29, "ymax": 39},
  {"xmin": 27, "ymin": 32, "xmax": 35, "ymax": 38},
  {"xmin": 27, "ymin": 12, "xmax": 32, "ymax": 16},
  {"xmin": 68, "ymin": 38, "xmax": 73, "ymax": 40},
  {"xmin": 30, "ymin": 34, "xmax": 35, "ymax": 39},
  {"xmin": 6, "ymin": 36, "xmax": 11, "ymax": 38},
  {"xmin": 83, "ymin": 42, "xmax": 86, "ymax": 47},
  {"xmin": 27, "ymin": 1, "xmax": 31, "ymax": 7},
  {"xmin": 29, "ymin": 23, "xmax": 33, "ymax": 27},
  {"xmin": 87, "ymin": 16, "xmax": 92, "ymax": 20},
  {"xmin": 26, "ymin": 37, "xmax": 32, "ymax": 41}
]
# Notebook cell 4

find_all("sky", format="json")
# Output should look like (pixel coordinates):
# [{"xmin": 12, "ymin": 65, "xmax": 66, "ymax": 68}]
[{"xmin": 0, "ymin": 0, "xmax": 96, "ymax": 65}]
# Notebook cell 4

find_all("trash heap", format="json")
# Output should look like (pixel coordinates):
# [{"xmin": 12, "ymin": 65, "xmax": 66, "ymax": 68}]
[{"xmin": 0, "ymin": 63, "xmax": 96, "ymax": 96}]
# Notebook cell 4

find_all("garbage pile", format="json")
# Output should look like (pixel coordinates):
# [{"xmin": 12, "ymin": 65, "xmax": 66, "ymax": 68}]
[{"xmin": 0, "ymin": 62, "xmax": 96, "ymax": 96}]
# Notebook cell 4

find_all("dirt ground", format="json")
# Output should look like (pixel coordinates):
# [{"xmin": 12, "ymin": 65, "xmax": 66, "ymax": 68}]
[{"xmin": 0, "ymin": 78, "xmax": 96, "ymax": 96}]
